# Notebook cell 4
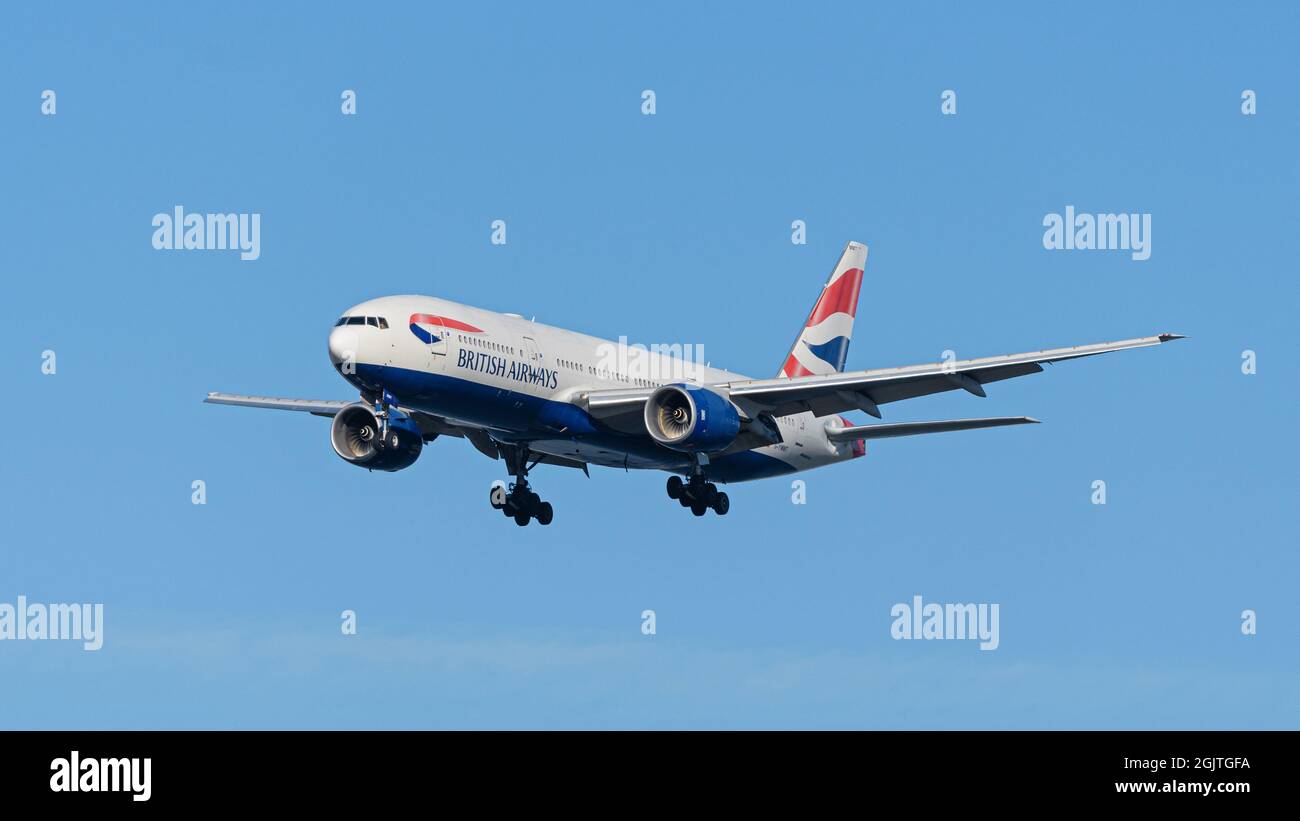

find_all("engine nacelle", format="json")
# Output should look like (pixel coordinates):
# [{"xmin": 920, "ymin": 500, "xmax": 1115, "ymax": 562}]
[
  {"xmin": 330, "ymin": 403, "xmax": 423, "ymax": 472},
  {"xmin": 644, "ymin": 384, "xmax": 741, "ymax": 453}
]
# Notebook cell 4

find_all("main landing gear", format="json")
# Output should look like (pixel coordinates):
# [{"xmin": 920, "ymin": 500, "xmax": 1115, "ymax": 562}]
[
  {"xmin": 490, "ymin": 446, "xmax": 554, "ymax": 526},
  {"xmin": 666, "ymin": 474, "xmax": 729, "ymax": 517},
  {"xmin": 490, "ymin": 479, "xmax": 553, "ymax": 527}
]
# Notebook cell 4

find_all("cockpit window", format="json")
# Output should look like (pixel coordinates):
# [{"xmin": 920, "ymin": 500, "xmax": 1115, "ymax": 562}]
[{"xmin": 336, "ymin": 315, "xmax": 388, "ymax": 328}]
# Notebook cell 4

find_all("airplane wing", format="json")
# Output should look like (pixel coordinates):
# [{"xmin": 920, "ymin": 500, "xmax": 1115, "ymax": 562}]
[
  {"xmin": 577, "ymin": 332, "xmax": 1184, "ymax": 423},
  {"xmin": 204, "ymin": 392, "xmax": 588, "ymax": 471},
  {"xmin": 723, "ymin": 332, "xmax": 1184, "ymax": 418},
  {"xmin": 825, "ymin": 416, "xmax": 1039, "ymax": 441},
  {"xmin": 205, "ymin": 391, "xmax": 468, "ymax": 439},
  {"xmin": 204, "ymin": 393, "xmax": 351, "ymax": 417}
]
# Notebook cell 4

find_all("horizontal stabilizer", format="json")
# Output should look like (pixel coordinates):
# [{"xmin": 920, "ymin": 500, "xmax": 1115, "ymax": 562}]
[{"xmin": 826, "ymin": 416, "xmax": 1040, "ymax": 441}]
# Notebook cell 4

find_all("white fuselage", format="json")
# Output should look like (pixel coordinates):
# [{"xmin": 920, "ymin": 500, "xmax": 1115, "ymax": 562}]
[{"xmin": 326, "ymin": 295, "xmax": 863, "ymax": 482}]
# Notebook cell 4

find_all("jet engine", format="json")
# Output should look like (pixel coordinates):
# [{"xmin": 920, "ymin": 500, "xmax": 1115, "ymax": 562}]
[
  {"xmin": 330, "ymin": 403, "xmax": 423, "ymax": 471},
  {"xmin": 644, "ymin": 384, "xmax": 741, "ymax": 453}
]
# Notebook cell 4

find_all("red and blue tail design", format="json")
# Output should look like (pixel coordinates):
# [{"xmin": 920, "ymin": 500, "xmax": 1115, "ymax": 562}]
[{"xmin": 778, "ymin": 241, "xmax": 867, "ymax": 378}]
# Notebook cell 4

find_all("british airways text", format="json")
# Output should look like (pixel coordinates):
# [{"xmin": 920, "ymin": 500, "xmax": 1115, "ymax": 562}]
[{"xmin": 457, "ymin": 348, "xmax": 559, "ymax": 390}]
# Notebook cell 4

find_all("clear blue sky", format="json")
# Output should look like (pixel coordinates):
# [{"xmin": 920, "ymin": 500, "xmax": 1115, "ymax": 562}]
[{"xmin": 1, "ymin": 2, "xmax": 1296, "ymax": 728}]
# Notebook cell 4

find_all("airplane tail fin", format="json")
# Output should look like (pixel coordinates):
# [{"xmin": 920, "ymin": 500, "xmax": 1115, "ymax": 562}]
[{"xmin": 778, "ymin": 241, "xmax": 867, "ymax": 378}]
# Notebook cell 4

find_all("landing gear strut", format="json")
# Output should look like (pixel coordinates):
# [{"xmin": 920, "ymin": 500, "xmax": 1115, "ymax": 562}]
[
  {"xmin": 490, "ymin": 445, "xmax": 554, "ymax": 526},
  {"xmin": 666, "ymin": 473, "xmax": 729, "ymax": 516}
]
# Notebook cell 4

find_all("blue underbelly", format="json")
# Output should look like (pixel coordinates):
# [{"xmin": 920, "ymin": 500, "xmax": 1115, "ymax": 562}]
[{"xmin": 350, "ymin": 363, "xmax": 797, "ymax": 482}]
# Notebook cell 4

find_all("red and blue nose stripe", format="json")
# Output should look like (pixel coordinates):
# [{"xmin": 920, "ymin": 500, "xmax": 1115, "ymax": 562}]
[{"xmin": 409, "ymin": 314, "xmax": 484, "ymax": 344}]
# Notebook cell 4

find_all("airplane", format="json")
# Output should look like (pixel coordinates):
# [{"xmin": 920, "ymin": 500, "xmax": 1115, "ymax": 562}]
[{"xmin": 206, "ymin": 241, "xmax": 1183, "ymax": 526}]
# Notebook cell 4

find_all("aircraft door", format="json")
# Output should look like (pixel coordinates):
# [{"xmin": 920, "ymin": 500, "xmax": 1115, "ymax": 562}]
[
  {"xmin": 522, "ymin": 335, "xmax": 541, "ymax": 366},
  {"xmin": 521, "ymin": 335, "xmax": 547, "ymax": 390},
  {"xmin": 410, "ymin": 313, "xmax": 448, "ymax": 371}
]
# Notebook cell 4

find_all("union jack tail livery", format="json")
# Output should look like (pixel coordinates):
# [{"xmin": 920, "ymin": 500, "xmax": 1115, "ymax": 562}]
[{"xmin": 778, "ymin": 241, "xmax": 867, "ymax": 378}]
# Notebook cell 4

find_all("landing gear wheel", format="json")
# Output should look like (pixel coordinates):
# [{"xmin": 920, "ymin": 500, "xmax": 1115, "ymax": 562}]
[
  {"xmin": 536, "ymin": 501, "xmax": 553, "ymax": 526},
  {"xmin": 666, "ymin": 475, "xmax": 684, "ymax": 500},
  {"xmin": 514, "ymin": 511, "xmax": 531, "ymax": 526},
  {"xmin": 490, "ymin": 485, "xmax": 505, "ymax": 510},
  {"xmin": 702, "ymin": 483, "xmax": 718, "ymax": 505},
  {"xmin": 712, "ymin": 492, "xmax": 729, "ymax": 516},
  {"xmin": 678, "ymin": 495, "xmax": 691, "ymax": 507},
  {"xmin": 691, "ymin": 501, "xmax": 708, "ymax": 517}
]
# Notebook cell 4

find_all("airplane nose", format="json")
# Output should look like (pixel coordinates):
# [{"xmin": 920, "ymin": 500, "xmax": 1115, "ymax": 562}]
[{"xmin": 329, "ymin": 327, "xmax": 358, "ymax": 368}]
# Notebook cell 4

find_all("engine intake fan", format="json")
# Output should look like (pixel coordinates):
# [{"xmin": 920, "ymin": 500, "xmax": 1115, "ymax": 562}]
[
  {"xmin": 643, "ymin": 384, "xmax": 740, "ymax": 453},
  {"xmin": 330, "ymin": 403, "xmax": 423, "ymax": 472}
]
